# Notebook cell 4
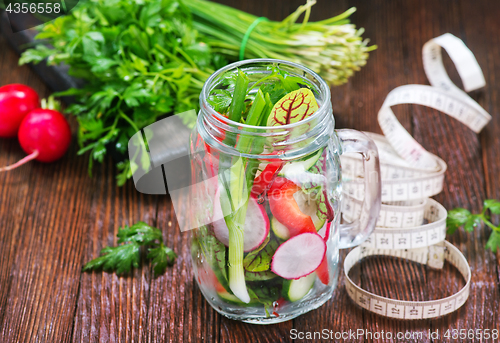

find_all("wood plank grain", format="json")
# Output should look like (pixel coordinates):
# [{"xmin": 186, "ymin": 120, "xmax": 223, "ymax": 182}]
[
  {"xmin": 0, "ymin": 154, "xmax": 90, "ymax": 342},
  {"xmin": 0, "ymin": 33, "xmax": 92, "ymax": 342},
  {"xmin": 402, "ymin": 0, "xmax": 500, "ymax": 339},
  {"xmin": 143, "ymin": 198, "xmax": 220, "ymax": 343},
  {"xmin": 0, "ymin": 34, "xmax": 43, "ymax": 326},
  {"xmin": 71, "ymin": 161, "xmax": 159, "ymax": 343},
  {"xmin": 461, "ymin": 0, "xmax": 500, "ymax": 334},
  {"xmin": 221, "ymin": 317, "xmax": 293, "ymax": 343},
  {"xmin": 0, "ymin": 127, "xmax": 90, "ymax": 339}
]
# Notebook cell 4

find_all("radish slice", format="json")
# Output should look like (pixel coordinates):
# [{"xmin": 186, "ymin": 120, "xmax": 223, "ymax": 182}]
[
  {"xmin": 212, "ymin": 191, "xmax": 270, "ymax": 252},
  {"xmin": 271, "ymin": 232, "xmax": 326, "ymax": 279}
]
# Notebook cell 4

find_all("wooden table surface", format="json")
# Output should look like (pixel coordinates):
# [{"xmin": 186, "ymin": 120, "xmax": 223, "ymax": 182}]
[{"xmin": 1, "ymin": 0, "xmax": 499, "ymax": 342}]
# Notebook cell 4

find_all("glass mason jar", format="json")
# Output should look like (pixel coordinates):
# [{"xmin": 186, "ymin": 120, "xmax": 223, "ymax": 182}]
[{"xmin": 189, "ymin": 59, "xmax": 381, "ymax": 324}]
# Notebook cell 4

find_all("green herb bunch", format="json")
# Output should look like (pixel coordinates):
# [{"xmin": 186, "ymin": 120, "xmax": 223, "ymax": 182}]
[
  {"xmin": 447, "ymin": 199, "xmax": 500, "ymax": 252},
  {"xmin": 20, "ymin": 0, "xmax": 223, "ymax": 184},
  {"xmin": 83, "ymin": 221, "xmax": 176, "ymax": 275}
]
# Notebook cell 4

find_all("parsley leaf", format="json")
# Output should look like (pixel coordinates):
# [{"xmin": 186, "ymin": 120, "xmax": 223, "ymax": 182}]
[
  {"xmin": 117, "ymin": 221, "xmax": 163, "ymax": 244},
  {"xmin": 148, "ymin": 244, "xmax": 177, "ymax": 275},
  {"xmin": 83, "ymin": 221, "xmax": 176, "ymax": 275},
  {"xmin": 259, "ymin": 83, "xmax": 287, "ymax": 106},
  {"xmin": 82, "ymin": 243, "xmax": 141, "ymax": 275},
  {"xmin": 446, "ymin": 208, "xmax": 471, "ymax": 234},
  {"xmin": 486, "ymin": 231, "xmax": 500, "ymax": 253},
  {"xmin": 484, "ymin": 199, "xmax": 500, "ymax": 214},
  {"xmin": 208, "ymin": 89, "xmax": 232, "ymax": 113},
  {"xmin": 447, "ymin": 201, "xmax": 500, "ymax": 252},
  {"xmin": 464, "ymin": 214, "xmax": 482, "ymax": 232}
]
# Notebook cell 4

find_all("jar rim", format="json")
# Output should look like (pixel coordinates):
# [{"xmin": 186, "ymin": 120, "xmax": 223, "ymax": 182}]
[{"xmin": 200, "ymin": 58, "xmax": 332, "ymax": 131}]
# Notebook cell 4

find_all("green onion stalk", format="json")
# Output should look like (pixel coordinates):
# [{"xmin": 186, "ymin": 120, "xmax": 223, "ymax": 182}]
[
  {"xmin": 218, "ymin": 71, "xmax": 272, "ymax": 302},
  {"xmin": 184, "ymin": 0, "xmax": 376, "ymax": 86}
]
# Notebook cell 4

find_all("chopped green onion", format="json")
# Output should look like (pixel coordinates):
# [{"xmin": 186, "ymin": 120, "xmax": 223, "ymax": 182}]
[{"xmin": 228, "ymin": 70, "xmax": 250, "ymax": 122}]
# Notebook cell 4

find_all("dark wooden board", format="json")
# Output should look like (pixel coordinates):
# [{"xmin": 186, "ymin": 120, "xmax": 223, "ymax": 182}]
[
  {"xmin": 0, "ymin": 12, "xmax": 82, "ymax": 94},
  {"xmin": 0, "ymin": 0, "xmax": 499, "ymax": 342}
]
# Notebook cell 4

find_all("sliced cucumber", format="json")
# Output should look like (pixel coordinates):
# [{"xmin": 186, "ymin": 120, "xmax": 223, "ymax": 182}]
[
  {"xmin": 218, "ymin": 289, "xmax": 260, "ymax": 305},
  {"xmin": 278, "ymin": 149, "xmax": 322, "ymax": 177},
  {"xmin": 271, "ymin": 216, "xmax": 290, "ymax": 240},
  {"xmin": 217, "ymin": 290, "xmax": 246, "ymax": 304},
  {"xmin": 282, "ymin": 273, "xmax": 316, "ymax": 302}
]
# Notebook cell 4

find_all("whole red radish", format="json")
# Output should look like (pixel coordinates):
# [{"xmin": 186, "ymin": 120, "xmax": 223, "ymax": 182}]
[
  {"xmin": 0, "ymin": 84, "xmax": 40, "ymax": 137},
  {"xmin": 19, "ymin": 108, "xmax": 72, "ymax": 162},
  {"xmin": 0, "ymin": 106, "xmax": 71, "ymax": 172}
]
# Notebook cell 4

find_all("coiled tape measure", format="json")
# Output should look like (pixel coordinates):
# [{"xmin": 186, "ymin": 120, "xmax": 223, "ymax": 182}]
[{"xmin": 340, "ymin": 33, "xmax": 491, "ymax": 319}]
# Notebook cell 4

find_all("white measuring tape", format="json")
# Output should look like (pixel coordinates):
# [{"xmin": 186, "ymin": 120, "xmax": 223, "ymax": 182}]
[{"xmin": 340, "ymin": 33, "xmax": 491, "ymax": 319}]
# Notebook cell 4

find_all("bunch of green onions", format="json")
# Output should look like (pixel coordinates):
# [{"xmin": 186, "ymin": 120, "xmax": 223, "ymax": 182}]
[{"xmin": 185, "ymin": 0, "xmax": 375, "ymax": 86}]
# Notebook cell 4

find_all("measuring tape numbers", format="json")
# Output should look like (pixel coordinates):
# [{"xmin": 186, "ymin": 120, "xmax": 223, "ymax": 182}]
[{"xmin": 340, "ymin": 33, "xmax": 490, "ymax": 319}]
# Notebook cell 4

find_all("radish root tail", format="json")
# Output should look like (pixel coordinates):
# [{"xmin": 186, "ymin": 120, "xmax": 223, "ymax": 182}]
[{"xmin": 0, "ymin": 150, "xmax": 39, "ymax": 172}]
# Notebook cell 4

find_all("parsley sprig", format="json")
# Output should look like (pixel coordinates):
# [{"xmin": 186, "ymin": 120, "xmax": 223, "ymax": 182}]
[
  {"xmin": 20, "ymin": 0, "xmax": 218, "ymax": 185},
  {"xmin": 83, "ymin": 222, "xmax": 176, "ymax": 275},
  {"xmin": 447, "ymin": 199, "xmax": 500, "ymax": 252}
]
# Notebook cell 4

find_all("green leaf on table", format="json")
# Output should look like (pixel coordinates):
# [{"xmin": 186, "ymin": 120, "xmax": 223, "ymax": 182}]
[
  {"xmin": 86, "ymin": 31, "xmax": 105, "ymax": 42},
  {"xmin": 485, "ymin": 231, "xmax": 500, "ymax": 253},
  {"xmin": 464, "ymin": 214, "xmax": 482, "ymax": 232},
  {"xmin": 86, "ymin": 57, "xmax": 120, "ymax": 73},
  {"xmin": 213, "ymin": 54, "xmax": 228, "ymax": 70},
  {"xmin": 148, "ymin": 244, "xmax": 177, "ymax": 275},
  {"xmin": 153, "ymin": 95, "xmax": 175, "ymax": 113},
  {"xmin": 124, "ymin": 84, "xmax": 152, "ymax": 107},
  {"xmin": 117, "ymin": 221, "xmax": 163, "ymax": 244},
  {"xmin": 484, "ymin": 199, "xmax": 500, "ymax": 214},
  {"xmin": 115, "ymin": 133, "xmax": 130, "ymax": 154},
  {"xmin": 83, "ymin": 221, "xmax": 176, "ymax": 275},
  {"xmin": 83, "ymin": 243, "xmax": 141, "ymax": 274},
  {"xmin": 92, "ymin": 142, "xmax": 107, "ymax": 163},
  {"xmin": 82, "ymin": 36, "xmax": 101, "ymax": 57},
  {"xmin": 446, "ymin": 208, "xmax": 471, "ymax": 234},
  {"xmin": 184, "ymin": 43, "xmax": 212, "ymax": 69}
]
